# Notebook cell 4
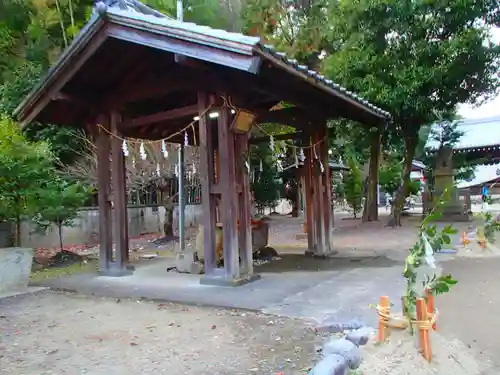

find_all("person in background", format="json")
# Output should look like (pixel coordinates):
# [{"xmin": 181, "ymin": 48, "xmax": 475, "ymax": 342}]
[
  {"xmin": 481, "ymin": 183, "xmax": 489, "ymax": 209},
  {"xmin": 385, "ymin": 192, "xmax": 392, "ymax": 211}
]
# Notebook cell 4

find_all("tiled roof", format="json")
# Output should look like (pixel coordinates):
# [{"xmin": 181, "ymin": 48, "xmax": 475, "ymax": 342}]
[
  {"xmin": 424, "ymin": 116, "xmax": 500, "ymax": 188},
  {"xmin": 95, "ymin": 0, "xmax": 172, "ymax": 19},
  {"xmin": 426, "ymin": 116, "xmax": 500, "ymax": 151},
  {"xmin": 457, "ymin": 163, "xmax": 500, "ymax": 188},
  {"xmin": 97, "ymin": 0, "xmax": 391, "ymax": 119}
]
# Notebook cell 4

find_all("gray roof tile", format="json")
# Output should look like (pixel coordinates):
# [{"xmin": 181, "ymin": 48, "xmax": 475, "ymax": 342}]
[
  {"xmin": 95, "ymin": 0, "xmax": 394, "ymax": 118},
  {"xmin": 426, "ymin": 116, "xmax": 500, "ymax": 150}
]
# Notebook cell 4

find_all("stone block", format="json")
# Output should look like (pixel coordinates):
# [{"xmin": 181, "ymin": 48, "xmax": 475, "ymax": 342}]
[
  {"xmin": 189, "ymin": 262, "xmax": 204, "ymax": 275},
  {"xmin": 175, "ymin": 250, "xmax": 197, "ymax": 273},
  {"xmin": 316, "ymin": 320, "xmax": 364, "ymax": 333},
  {"xmin": 322, "ymin": 338, "xmax": 362, "ymax": 369},
  {"xmin": 0, "ymin": 248, "xmax": 34, "ymax": 293},
  {"xmin": 345, "ymin": 327, "xmax": 373, "ymax": 346},
  {"xmin": 308, "ymin": 354, "xmax": 348, "ymax": 375}
]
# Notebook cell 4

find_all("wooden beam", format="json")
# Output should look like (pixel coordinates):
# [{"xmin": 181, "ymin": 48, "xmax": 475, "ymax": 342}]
[
  {"xmin": 107, "ymin": 25, "xmax": 260, "ymax": 73},
  {"xmin": 313, "ymin": 130, "xmax": 326, "ymax": 255},
  {"xmin": 95, "ymin": 115, "xmax": 113, "ymax": 272},
  {"xmin": 18, "ymin": 27, "xmax": 108, "ymax": 127},
  {"xmin": 249, "ymin": 132, "xmax": 300, "ymax": 144},
  {"xmin": 304, "ymin": 145, "xmax": 316, "ymax": 251},
  {"xmin": 321, "ymin": 124, "xmax": 333, "ymax": 252},
  {"xmin": 218, "ymin": 105, "xmax": 240, "ymax": 280},
  {"xmin": 109, "ymin": 79, "xmax": 190, "ymax": 106},
  {"xmin": 52, "ymin": 92, "xmax": 87, "ymax": 104},
  {"xmin": 254, "ymin": 107, "xmax": 324, "ymax": 128},
  {"xmin": 210, "ymin": 183, "xmax": 243, "ymax": 194},
  {"xmin": 121, "ymin": 104, "xmax": 198, "ymax": 128},
  {"xmin": 198, "ymin": 92, "xmax": 217, "ymax": 276},
  {"xmin": 236, "ymin": 133, "xmax": 253, "ymax": 276},
  {"xmin": 110, "ymin": 111, "xmax": 129, "ymax": 272}
]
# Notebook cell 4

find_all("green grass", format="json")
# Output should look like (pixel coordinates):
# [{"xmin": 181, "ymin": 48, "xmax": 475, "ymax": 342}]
[{"xmin": 30, "ymin": 260, "xmax": 98, "ymax": 282}]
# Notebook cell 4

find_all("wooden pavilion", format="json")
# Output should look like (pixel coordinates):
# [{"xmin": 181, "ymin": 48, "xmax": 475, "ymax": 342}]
[{"xmin": 14, "ymin": 0, "xmax": 391, "ymax": 285}]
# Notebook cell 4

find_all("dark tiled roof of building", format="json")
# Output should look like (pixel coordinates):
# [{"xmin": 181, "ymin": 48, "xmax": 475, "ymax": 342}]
[{"xmin": 98, "ymin": 1, "xmax": 391, "ymax": 119}]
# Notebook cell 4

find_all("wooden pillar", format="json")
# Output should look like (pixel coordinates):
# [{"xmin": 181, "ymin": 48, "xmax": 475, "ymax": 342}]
[
  {"xmin": 109, "ymin": 111, "xmax": 131, "ymax": 276},
  {"xmin": 236, "ymin": 133, "xmax": 253, "ymax": 276},
  {"xmin": 217, "ymin": 105, "xmax": 239, "ymax": 280},
  {"xmin": 321, "ymin": 125, "xmax": 333, "ymax": 253},
  {"xmin": 197, "ymin": 92, "xmax": 217, "ymax": 276},
  {"xmin": 96, "ymin": 116, "xmax": 113, "ymax": 273},
  {"xmin": 304, "ymin": 146, "xmax": 316, "ymax": 252},
  {"xmin": 122, "ymin": 135, "xmax": 130, "ymax": 263},
  {"xmin": 313, "ymin": 133, "xmax": 326, "ymax": 255}
]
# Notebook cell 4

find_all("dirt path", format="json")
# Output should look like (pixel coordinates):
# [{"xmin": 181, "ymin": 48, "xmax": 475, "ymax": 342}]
[
  {"xmin": 438, "ymin": 257, "xmax": 500, "ymax": 367},
  {"xmin": 0, "ymin": 291, "xmax": 320, "ymax": 375},
  {"xmin": 359, "ymin": 329, "xmax": 497, "ymax": 375}
]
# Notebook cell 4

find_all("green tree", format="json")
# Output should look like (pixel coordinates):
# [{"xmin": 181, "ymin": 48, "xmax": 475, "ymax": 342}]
[
  {"xmin": 322, "ymin": 0, "xmax": 500, "ymax": 226},
  {"xmin": 251, "ymin": 143, "xmax": 282, "ymax": 214},
  {"xmin": 0, "ymin": 61, "xmax": 86, "ymax": 165},
  {"xmin": 379, "ymin": 160, "xmax": 421, "ymax": 198},
  {"xmin": 0, "ymin": 116, "xmax": 55, "ymax": 246},
  {"xmin": 34, "ymin": 179, "xmax": 91, "ymax": 252},
  {"xmin": 343, "ymin": 157, "xmax": 364, "ymax": 219}
]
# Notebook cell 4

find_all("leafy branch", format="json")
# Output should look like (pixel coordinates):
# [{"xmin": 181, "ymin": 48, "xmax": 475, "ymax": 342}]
[
  {"xmin": 402, "ymin": 189, "xmax": 458, "ymax": 331},
  {"xmin": 476, "ymin": 211, "xmax": 500, "ymax": 244}
]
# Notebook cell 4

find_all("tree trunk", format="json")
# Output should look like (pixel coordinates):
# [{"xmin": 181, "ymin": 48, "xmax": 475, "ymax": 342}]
[
  {"xmin": 14, "ymin": 215, "xmax": 21, "ymax": 247},
  {"xmin": 387, "ymin": 132, "xmax": 418, "ymax": 227},
  {"xmin": 58, "ymin": 224, "xmax": 64, "ymax": 252},
  {"xmin": 363, "ymin": 128, "xmax": 382, "ymax": 222},
  {"xmin": 163, "ymin": 204, "xmax": 174, "ymax": 237}
]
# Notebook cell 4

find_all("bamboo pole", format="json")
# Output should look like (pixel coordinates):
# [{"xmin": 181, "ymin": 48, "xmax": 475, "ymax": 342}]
[
  {"xmin": 425, "ymin": 289, "xmax": 436, "ymax": 330},
  {"xmin": 378, "ymin": 296, "xmax": 390, "ymax": 342},
  {"xmin": 416, "ymin": 298, "xmax": 432, "ymax": 362}
]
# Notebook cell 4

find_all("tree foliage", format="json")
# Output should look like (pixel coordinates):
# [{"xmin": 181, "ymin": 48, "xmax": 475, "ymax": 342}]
[
  {"xmin": 343, "ymin": 157, "xmax": 364, "ymax": 219},
  {"xmin": 34, "ymin": 179, "xmax": 91, "ymax": 251},
  {"xmin": 251, "ymin": 143, "xmax": 282, "ymax": 214},
  {"xmin": 0, "ymin": 116, "xmax": 56, "ymax": 245},
  {"xmin": 322, "ymin": 0, "xmax": 500, "ymax": 226},
  {"xmin": 379, "ymin": 155, "xmax": 421, "ymax": 197}
]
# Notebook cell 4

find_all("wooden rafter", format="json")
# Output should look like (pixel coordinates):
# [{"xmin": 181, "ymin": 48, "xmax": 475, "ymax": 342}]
[{"xmin": 121, "ymin": 104, "xmax": 198, "ymax": 128}]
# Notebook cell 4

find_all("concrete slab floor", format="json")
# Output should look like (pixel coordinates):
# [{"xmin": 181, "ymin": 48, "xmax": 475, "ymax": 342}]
[
  {"xmin": 31, "ymin": 254, "xmax": 407, "ymax": 328},
  {"xmin": 0, "ymin": 287, "xmax": 48, "ymax": 301}
]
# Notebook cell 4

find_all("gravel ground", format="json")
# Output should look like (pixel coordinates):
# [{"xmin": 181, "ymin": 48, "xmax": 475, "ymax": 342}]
[
  {"xmin": 359, "ymin": 329, "xmax": 497, "ymax": 375},
  {"xmin": 0, "ymin": 291, "xmax": 321, "ymax": 375}
]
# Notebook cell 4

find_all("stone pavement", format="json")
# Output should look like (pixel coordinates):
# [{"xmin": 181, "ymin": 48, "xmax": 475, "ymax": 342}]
[{"xmin": 30, "ymin": 213, "xmax": 478, "ymax": 333}]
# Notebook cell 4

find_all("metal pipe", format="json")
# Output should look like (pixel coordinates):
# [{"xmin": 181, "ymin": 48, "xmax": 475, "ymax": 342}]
[
  {"xmin": 176, "ymin": 0, "xmax": 183, "ymax": 21},
  {"xmin": 178, "ymin": 144, "xmax": 185, "ymax": 250}
]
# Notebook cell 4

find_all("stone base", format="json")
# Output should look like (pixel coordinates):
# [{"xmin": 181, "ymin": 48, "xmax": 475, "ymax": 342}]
[
  {"xmin": 175, "ymin": 250, "xmax": 199, "ymax": 273},
  {"xmin": 199, "ymin": 273, "xmax": 261, "ymax": 287},
  {"xmin": 189, "ymin": 262, "xmax": 204, "ymax": 274},
  {"xmin": 98, "ymin": 264, "xmax": 134, "ymax": 277}
]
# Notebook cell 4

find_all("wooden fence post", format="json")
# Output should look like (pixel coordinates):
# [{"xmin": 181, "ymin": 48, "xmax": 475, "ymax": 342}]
[
  {"xmin": 416, "ymin": 298, "xmax": 432, "ymax": 362},
  {"xmin": 378, "ymin": 296, "xmax": 390, "ymax": 342},
  {"xmin": 425, "ymin": 289, "xmax": 436, "ymax": 330}
]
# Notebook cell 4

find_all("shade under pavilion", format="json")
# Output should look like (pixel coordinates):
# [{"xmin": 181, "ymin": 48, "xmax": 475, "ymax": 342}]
[{"xmin": 14, "ymin": 0, "xmax": 391, "ymax": 285}]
